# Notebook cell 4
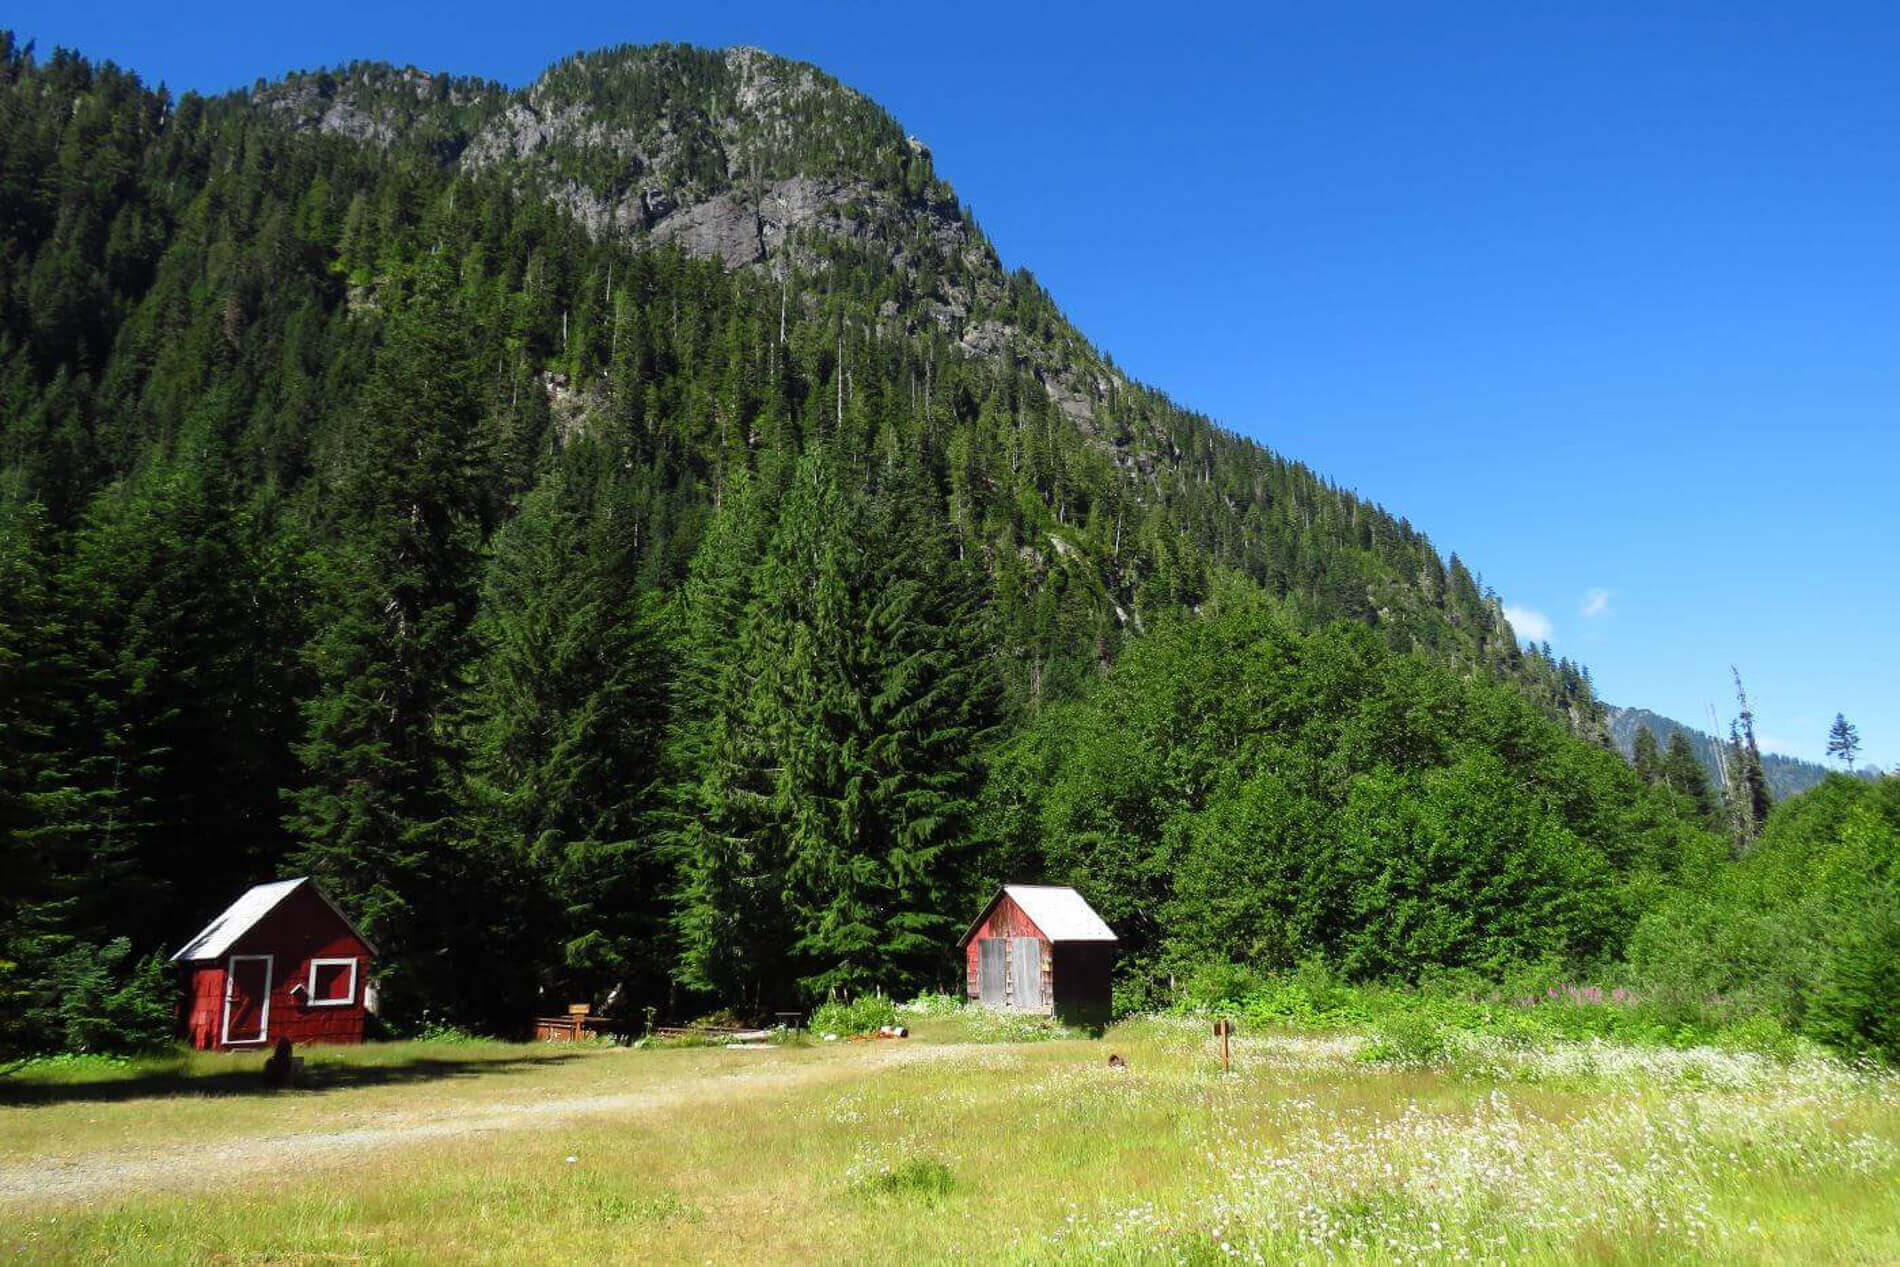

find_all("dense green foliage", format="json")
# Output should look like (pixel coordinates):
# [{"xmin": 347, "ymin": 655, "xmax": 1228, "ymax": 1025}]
[
  {"xmin": 0, "ymin": 35, "xmax": 1882, "ymax": 1062},
  {"xmin": 1172, "ymin": 959, "xmax": 1806, "ymax": 1058},
  {"xmin": 981, "ymin": 588, "xmax": 1717, "ymax": 999},
  {"xmin": 1631, "ymin": 774, "xmax": 1900, "ymax": 1061},
  {"xmin": 808, "ymin": 993, "xmax": 899, "ymax": 1038}
]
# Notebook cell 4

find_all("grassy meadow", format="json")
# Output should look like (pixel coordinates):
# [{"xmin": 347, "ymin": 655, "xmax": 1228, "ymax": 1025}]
[{"xmin": 3, "ymin": 1012, "xmax": 1898, "ymax": 1264}]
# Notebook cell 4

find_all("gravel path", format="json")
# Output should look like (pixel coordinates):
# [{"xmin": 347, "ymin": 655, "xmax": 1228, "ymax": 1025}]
[{"xmin": 1, "ymin": 1042, "xmax": 949, "ymax": 1207}]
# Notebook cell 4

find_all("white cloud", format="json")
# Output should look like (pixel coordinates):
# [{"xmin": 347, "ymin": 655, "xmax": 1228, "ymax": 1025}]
[
  {"xmin": 1503, "ymin": 605, "xmax": 1553, "ymax": 644},
  {"xmin": 1581, "ymin": 588, "xmax": 1611, "ymax": 619},
  {"xmin": 1754, "ymin": 732, "xmax": 1796, "ymax": 756}
]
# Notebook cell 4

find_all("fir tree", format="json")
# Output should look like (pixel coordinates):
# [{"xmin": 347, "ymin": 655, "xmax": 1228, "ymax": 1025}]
[
  {"xmin": 1660, "ymin": 730, "xmax": 1720, "ymax": 826},
  {"xmin": 669, "ymin": 469, "xmax": 795, "ymax": 1010},
  {"xmin": 779, "ymin": 459, "xmax": 996, "ymax": 998},
  {"xmin": 285, "ymin": 259, "xmax": 491, "ymax": 1022},
  {"xmin": 1826, "ymin": 714, "xmax": 1861, "ymax": 773},
  {"xmin": 1631, "ymin": 727, "xmax": 1663, "ymax": 783},
  {"xmin": 55, "ymin": 462, "xmax": 304, "ymax": 950},
  {"xmin": 463, "ymin": 438, "xmax": 670, "ymax": 1013},
  {"xmin": 1725, "ymin": 668, "xmax": 1773, "ymax": 854},
  {"xmin": 0, "ymin": 497, "xmax": 172, "ymax": 1055}
]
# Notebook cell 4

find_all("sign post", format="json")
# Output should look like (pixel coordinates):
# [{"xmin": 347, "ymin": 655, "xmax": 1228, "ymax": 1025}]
[{"xmin": 1213, "ymin": 1018, "xmax": 1233, "ymax": 1074}]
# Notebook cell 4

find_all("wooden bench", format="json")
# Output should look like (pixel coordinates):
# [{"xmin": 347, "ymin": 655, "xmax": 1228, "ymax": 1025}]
[{"xmin": 534, "ymin": 1004, "xmax": 634, "ymax": 1042}]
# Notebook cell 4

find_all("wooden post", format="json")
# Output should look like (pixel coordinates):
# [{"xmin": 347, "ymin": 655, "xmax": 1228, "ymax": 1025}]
[
  {"xmin": 1213, "ymin": 1018, "xmax": 1233, "ymax": 1074},
  {"xmin": 569, "ymin": 1003, "xmax": 590, "ymax": 1043}
]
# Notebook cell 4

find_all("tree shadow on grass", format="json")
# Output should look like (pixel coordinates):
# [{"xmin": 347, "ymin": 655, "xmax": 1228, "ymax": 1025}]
[{"xmin": 0, "ymin": 1050, "xmax": 587, "ymax": 1107}]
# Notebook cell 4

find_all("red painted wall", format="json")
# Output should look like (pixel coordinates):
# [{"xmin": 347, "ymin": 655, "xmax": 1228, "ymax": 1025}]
[
  {"xmin": 181, "ymin": 963, "xmax": 226, "ymax": 1050},
  {"xmin": 962, "ymin": 892, "xmax": 1046, "ymax": 1001},
  {"xmin": 180, "ymin": 884, "xmax": 373, "ymax": 1050}
]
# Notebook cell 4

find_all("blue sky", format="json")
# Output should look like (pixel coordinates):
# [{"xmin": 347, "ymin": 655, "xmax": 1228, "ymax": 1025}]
[{"xmin": 15, "ymin": 1, "xmax": 1898, "ymax": 767}]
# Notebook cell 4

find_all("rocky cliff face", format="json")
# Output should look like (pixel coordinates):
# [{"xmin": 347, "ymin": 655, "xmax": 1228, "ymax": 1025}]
[
  {"xmin": 253, "ymin": 63, "xmax": 506, "ymax": 160},
  {"xmin": 253, "ymin": 44, "xmax": 1122, "ymax": 443},
  {"xmin": 258, "ymin": 48, "xmax": 973, "ymax": 275}
]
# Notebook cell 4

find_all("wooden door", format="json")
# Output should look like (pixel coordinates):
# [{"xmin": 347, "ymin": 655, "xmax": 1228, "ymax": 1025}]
[
  {"xmin": 222, "ymin": 954, "xmax": 272, "ymax": 1046},
  {"xmin": 1009, "ymin": 938, "xmax": 1043, "ymax": 1010},
  {"xmin": 977, "ymin": 938, "xmax": 1006, "ymax": 1004}
]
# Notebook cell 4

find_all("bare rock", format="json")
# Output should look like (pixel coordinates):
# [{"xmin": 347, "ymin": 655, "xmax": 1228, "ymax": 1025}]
[{"xmin": 651, "ymin": 195, "xmax": 764, "ymax": 269}]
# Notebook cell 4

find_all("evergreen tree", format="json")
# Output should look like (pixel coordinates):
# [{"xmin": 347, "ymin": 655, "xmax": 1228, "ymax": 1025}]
[
  {"xmin": 1826, "ymin": 714, "xmax": 1861, "ymax": 773},
  {"xmin": 673, "ymin": 454, "xmax": 996, "ymax": 1007},
  {"xmin": 55, "ymin": 462, "xmax": 305, "ymax": 950},
  {"xmin": 285, "ymin": 260, "xmax": 491, "ymax": 1023},
  {"xmin": 1661, "ymin": 730, "xmax": 1720, "ymax": 826},
  {"xmin": 0, "ymin": 497, "xmax": 173, "ymax": 1055},
  {"xmin": 0, "ymin": 499, "xmax": 74, "ymax": 1053},
  {"xmin": 1631, "ymin": 727, "xmax": 1662, "ymax": 784},
  {"xmin": 779, "ymin": 460, "xmax": 997, "ymax": 998},
  {"xmin": 463, "ymin": 439, "xmax": 670, "ymax": 1015},
  {"xmin": 670, "ymin": 470, "xmax": 793, "ymax": 1010},
  {"xmin": 1725, "ymin": 668, "xmax": 1773, "ymax": 853}
]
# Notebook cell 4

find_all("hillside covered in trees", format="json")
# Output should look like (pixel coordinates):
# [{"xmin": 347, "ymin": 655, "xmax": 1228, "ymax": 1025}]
[
  {"xmin": 1608, "ymin": 705, "xmax": 1870, "ymax": 801},
  {"xmin": 2, "ymin": 36, "xmax": 1888, "ymax": 1060}
]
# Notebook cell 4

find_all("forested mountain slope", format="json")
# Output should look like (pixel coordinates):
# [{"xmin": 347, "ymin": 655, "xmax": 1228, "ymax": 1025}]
[
  {"xmin": 1, "ymin": 36, "xmax": 1648, "ymax": 1047},
  {"xmin": 1, "ymin": 38, "xmax": 1602, "ymax": 715},
  {"xmin": 1607, "ymin": 706, "xmax": 1862, "ymax": 801}
]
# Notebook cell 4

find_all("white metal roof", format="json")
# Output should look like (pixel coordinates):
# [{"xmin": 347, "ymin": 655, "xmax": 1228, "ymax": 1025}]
[
  {"xmin": 171, "ymin": 877, "xmax": 375, "ymax": 962},
  {"xmin": 997, "ymin": 885, "xmax": 1117, "ymax": 943}
]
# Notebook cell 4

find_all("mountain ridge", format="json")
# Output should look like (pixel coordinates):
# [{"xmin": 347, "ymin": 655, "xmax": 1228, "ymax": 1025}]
[
  {"xmin": 218, "ymin": 40, "xmax": 1601, "ymax": 725},
  {"xmin": 1606, "ymin": 705, "xmax": 1873, "ymax": 800}
]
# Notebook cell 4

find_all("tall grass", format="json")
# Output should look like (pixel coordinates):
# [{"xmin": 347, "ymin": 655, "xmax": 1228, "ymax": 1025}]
[{"xmin": 3, "ymin": 1015, "xmax": 1895, "ymax": 1264}]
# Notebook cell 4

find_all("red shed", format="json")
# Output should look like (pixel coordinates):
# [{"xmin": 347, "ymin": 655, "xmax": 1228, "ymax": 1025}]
[
  {"xmin": 171, "ymin": 877, "xmax": 376, "ymax": 1051},
  {"xmin": 958, "ymin": 885, "xmax": 1117, "ymax": 1028}
]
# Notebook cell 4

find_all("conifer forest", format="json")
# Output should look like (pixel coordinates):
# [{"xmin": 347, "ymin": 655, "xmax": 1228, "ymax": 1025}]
[{"xmin": 2, "ymin": 36, "xmax": 1894, "ymax": 1066}]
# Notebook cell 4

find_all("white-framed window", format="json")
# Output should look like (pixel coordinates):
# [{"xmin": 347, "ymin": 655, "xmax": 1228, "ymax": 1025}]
[{"xmin": 306, "ymin": 957, "xmax": 359, "ymax": 1007}]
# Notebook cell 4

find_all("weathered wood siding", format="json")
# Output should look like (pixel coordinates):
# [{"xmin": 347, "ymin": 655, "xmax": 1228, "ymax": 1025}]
[
  {"xmin": 180, "ymin": 884, "xmax": 373, "ymax": 1050},
  {"xmin": 962, "ymin": 894, "xmax": 1057, "ymax": 1014},
  {"xmin": 180, "ymin": 962, "xmax": 227, "ymax": 1050},
  {"xmin": 977, "ymin": 937, "xmax": 1007, "ymax": 1003},
  {"xmin": 963, "ymin": 892, "xmax": 1054, "ymax": 1012}
]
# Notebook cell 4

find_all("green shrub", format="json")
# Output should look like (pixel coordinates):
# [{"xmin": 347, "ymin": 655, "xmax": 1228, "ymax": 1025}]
[
  {"xmin": 1359, "ymin": 1011, "xmax": 1457, "ymax": 1068},
  {"xmin": 408, "ymin": 1012, "xmax": 484, "ymax": 1043},
  {"xmin": 1715, "ymin": 1012, "xmax": 1804, "ymax": 1062},
  {"xmin": 810, "ymin": 995, "xmax": 898, "ymax": 1037},
  {"xmin": 8, "ymin": 940, "xmax": 174, "ymax": 1056},
  {"xmin": 1805, "ymin": 886, "xmax": 1900, "ymax": 1063},
  {"xmin": 1177, "ymin": 958, "xmax": 1369, "ymax": 1030},
  {"xmin": 899, "ymin": 991, "xmax": 964, "ymax": 1016},
  {"xmin": 1111, "ymin": 967, "xmax": 1170, "ymax": 1018},
  {"xmin": 686, "ymin": 1008, "xmax": 747, "ymax": 1030},
  {"xmin": 1179, "ymin": 961, "xmax": 1264, "ymax": 1011}
]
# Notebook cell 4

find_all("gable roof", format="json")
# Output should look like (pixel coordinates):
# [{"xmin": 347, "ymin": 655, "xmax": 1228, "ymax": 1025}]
[
  {"xmin": 171, "ymin": 877, "xmax": 376, "ymax": 962},
  {"xmin": 958, "ymin": 885, "xmax": 1117, "ymax": 947}
]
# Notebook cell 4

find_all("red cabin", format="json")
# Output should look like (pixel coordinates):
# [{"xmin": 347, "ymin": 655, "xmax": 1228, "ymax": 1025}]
[
  {"xmin": 958, "ymin": 885, "xmax": 1117, "ymax": 1028},
  {"xmin": 171, "ymin": 877, "xmax": 376, "ymax": 1051}
]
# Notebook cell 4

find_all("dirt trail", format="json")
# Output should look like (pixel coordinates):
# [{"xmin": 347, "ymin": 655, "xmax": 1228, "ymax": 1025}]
[{"xmin": 1, "ymin": 1042, "xmax": 953, "ymax": 1207}]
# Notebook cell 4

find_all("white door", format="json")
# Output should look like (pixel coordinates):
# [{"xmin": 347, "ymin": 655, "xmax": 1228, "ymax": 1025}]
[{"xmin": 221, "ymin": 954, "xmax": 273, "ymax": 1045}]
